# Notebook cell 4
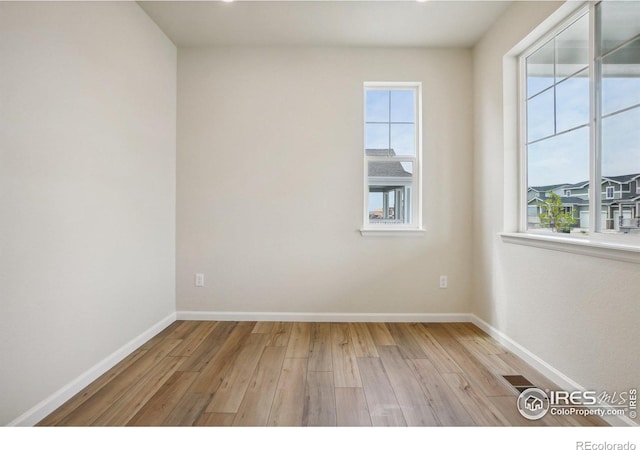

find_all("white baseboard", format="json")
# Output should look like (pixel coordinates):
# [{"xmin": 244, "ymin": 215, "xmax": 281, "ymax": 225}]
[
  {"xmin": 470, "ymin": 314, "xmax": 637, "ymax": 427},
  {"xmin": 176, "ymin": 310, "xmax": 474, "ymax": 323},
  {"xmin": 8, "ymin": 312, "xmax": 177, "ymax": 427}
]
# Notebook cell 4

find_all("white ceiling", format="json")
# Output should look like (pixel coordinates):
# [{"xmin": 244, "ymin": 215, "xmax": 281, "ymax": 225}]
[{"xmin": 138, "ymin": 0, "xmax": 513, "ymax": 48}]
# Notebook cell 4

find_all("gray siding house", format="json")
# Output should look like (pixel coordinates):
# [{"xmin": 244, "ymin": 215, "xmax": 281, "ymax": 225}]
[{"xmin": 528, "ymin": 173, "xmax": 640, "ymax": 232}]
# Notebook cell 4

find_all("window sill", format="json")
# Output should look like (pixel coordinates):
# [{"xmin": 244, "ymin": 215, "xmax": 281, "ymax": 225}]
[
  {"xmin": 500, "ymin": 232, "xmax": 640, "ymax": 264},
  {"xmin": 360, "ymin": 228, "xmax": 426, "ymax": 237}
]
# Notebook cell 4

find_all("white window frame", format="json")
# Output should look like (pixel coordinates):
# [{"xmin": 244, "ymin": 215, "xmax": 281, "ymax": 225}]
[
  {"xmin": 361, "ymin": 82, "xmax": 424, "ymax": 236},
  {"xmin": 508, "ymin": 1, "xmax": 640, "ymax": 262},
  {"xmin": 606, "ymin": 186, "xmax": 615, "ymax": 200}
]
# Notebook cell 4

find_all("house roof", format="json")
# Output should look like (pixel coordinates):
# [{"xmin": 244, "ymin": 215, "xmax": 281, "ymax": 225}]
[
  {"xmin": 530, "ymin": 174, "xmax": 640, "ymax": 192},
  {"xmin": 366, "ymin": 149, "xmax": 412, "ymax": 178},
  {"xmin": 529, "ymin": 183, "xmax": 570, "ymax": 192},
  {"xmin": 529, "ymin": 196, "xmax": 588, "ymax": 206},
  {"xmin": 604, "ymin": 193, "xmax": 640, "ymax": 205},
  {"xmin": 559, "ymin": 197, "xmax": 589, "ymax": 206},
  {"xmin": 603, "ymin": 174, "xmax": 640, "ymax": 184},
  {"xmin": 566, "ymin": 180, "xmax": 589, "ymax": 189}
]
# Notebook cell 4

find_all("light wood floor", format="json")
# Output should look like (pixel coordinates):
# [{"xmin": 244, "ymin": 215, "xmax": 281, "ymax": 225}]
[{"xmin": 38, "ymin": 321, "xmax": 607, "ymax": 426}]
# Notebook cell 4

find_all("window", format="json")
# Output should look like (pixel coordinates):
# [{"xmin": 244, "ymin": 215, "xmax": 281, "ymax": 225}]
[
  {"xmin": 521, "ymin": 1, "xmax": 640, "ymax": 238},
  {"xmin": 363, "ymin": 83, "xmax": 422, "ymax": 233},
  {"xmin": 606, "ymin": 186, "xmax": 615, "ymax": 199}
]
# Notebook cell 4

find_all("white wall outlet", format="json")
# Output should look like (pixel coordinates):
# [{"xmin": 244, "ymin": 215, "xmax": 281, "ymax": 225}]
[
  {"xmin": 439, "ymin": 275, "xmax": 448, "ymax": 289},
  {"xmin": 195, "ymin": 273, "xmax": 204, "ymax": 287}
]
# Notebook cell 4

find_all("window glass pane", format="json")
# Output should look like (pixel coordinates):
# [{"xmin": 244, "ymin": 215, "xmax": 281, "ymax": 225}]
[
  {"xmin": 556, "ymin": 13, "xmax": 589, "ymax": 82},
  {"xmin": 527, "ymin": 88, "xmax": 555, "ymax": 142},
  {"xmin": 601, "ymin": 107, "xmax": 640, "ymax": 180},
  {"xmin": 365, "ymin": 123, "xmax": 389, "ymax": 150},
  {"xmin": 598, "ymin": 0, "xmax": 640, "ymax": 55},
  {"xmin": 367, "ymin": 157, "xmax": 413, "ymax": 225},
  {"xmin": 368, "ymin": 188, "xmax": 404, "ymax": 224},
  {"xmin": 390, "ymin": 123, "xmax": 415, "ymax": 156},
  {"xmin": 601, "ymin": 37, "xmax": 640, "ymax": 116},
  {"xmin": 390, "ymin": 90, "xmax": 415, "ymax": 122},
  {"xmin": 527, "ymin": 127, "xmax": 589, "ymax": 233},
  {"xmin": 366, "ymin": 90, "xmax": 389, "ymax": 122},
  {"xmin": 556, "ymin": 69, "xmax": 589, "ymax": 133},
  {"xmin": 528, "ymin": 127, "xmax": 589, "ymax": 190},
  {"xmin": 527, "ymin": 39, "xmax": 555, "ymax": 98}
]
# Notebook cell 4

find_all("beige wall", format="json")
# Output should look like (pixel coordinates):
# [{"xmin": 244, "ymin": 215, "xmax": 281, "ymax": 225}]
[
  {"xmin": 472, "ymin": 0, "xmax": 640, "ymax": 403},
  {"xmin": 0, "ymin": 2, "xmax": 176, "ymax": 425},
  {"xmin": 177, "ymin": 47, "xmax": 473, "ymax": 316}
]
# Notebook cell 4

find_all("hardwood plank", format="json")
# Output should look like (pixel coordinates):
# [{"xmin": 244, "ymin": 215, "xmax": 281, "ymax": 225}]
[
  {"xmin": 331, "ymin": 323, "xmax": 362, "ymax": 388},
  {"xmin": 335, "ymin": 387, "xmax": 371, "ymax": 426},
  {"xmin": 56, "ymin": 339, "xmax": 182, "ymax": 426},
  {"xmin": 266, "ymin": 322, "xmax": 292, "ymax": 347},
  {"xmin": 165, "ymin": 320, "xmax": 201, "ymax": 340},
  {"xmin": 162, "ymin": 393, "xmax": 212, "ymax": 426},
  {"xmin": 405, "ymin": 358, "xmax": 474, "ymax": 426},
  {"xmin": 196, "ymin": 413, "xmax": 236, "ymax": 426},
  {"xmin": 441, "ymin": 372, "xmax": 511, "ymax": 426},
  {"xmin": 206, "ymin": 333, "xmax": 268, "ymax": 413},
  {"xmin": 127, "ymin": 371, "xmax": 199, "ymax": 426},
  {"xmin": 188, "ymin": 321, "xmax": 255, "ymax": 393},
  {"xmin": 138, "ymin": 321, "xmax": 183, "ymax": 351},
  {"xmin": 386, "ymin": 323, "xmax": 427, "ymax": 359},
  {"xmin": 357, "ymin": 357, "xmax": 406, "ymax": 426},
  {"xmin": 349, "ymin": 323, "xmax": 379, "ymax": 357},
  {"xmin": 267, "ymin": 358, "xmax": 307, "ymax": 426},
  {"xmin": 169, "ymin": 321, "xmax": 217, "ymax": 357},
  {"xmin": 308, "ymin": 323, "xmax": 332, "ymax": 372},
  {"xmin": 232, "ymin": 346, "xmax": 286, "ymax": 426},
  {"xmin": 470, "ymin": 335, "xmax": 510, "ymax": 356},
  {"xmin": 405, "ymin": 323, "xmax": 462, "ymax": 374},
  {"xmin": 38, "ymin": 349, "xmax": 146, "ymax": 426},
  {"xmin": 93, "ymin": 356, "xmax": 186, "ymax": 426},
  {"xmin": 252, "ymin": 321, "xmax": 275, "ymax": 334},
  {"xmin": 441, "ymin": 322, "xmax": 482, "ymax": 340},
  {"xmin": 366, "ymin": 322, "xmax": 395, "ymax": 346},
  {"xmin": 458, "ymin": 339, "xmax": 519, "ymax": 376},
  {"xmin": 427, "ymin": 326, "xmax": 512, "ymax": 397},
  {"xmin": 303, "ymin": 371, "xmax": 336, "ymax": 426},
  {"xmin": 179, "ymin": 321, "xmax": 237, "ymax": 373},
  {"xmin": 285, "ymin": 322, "xmax": 311, "ymax": 358},
  {"xmin": 377, "ymin": 346, "xmax": 439, "ymax": 426}
]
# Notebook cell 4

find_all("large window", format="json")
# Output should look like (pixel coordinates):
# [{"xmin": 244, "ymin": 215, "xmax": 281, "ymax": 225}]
[
  {"xmin": 522, "ymin": 1, "xmax": 640, "ymax": 237},
  {"xmin": 363, "ymin": 83, "xmax": 422, "ymax": 232}
]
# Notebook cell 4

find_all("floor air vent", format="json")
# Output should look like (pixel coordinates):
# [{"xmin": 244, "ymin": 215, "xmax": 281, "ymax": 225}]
[{"xmin": 503, "ymin": 375, "xmax": 536, "ymax": 393}]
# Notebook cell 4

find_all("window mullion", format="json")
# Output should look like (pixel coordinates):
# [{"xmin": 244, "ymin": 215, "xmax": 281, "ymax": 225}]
[{"xmin": 589, "ymin": 0, "xmax": 601, "ymax": 234}]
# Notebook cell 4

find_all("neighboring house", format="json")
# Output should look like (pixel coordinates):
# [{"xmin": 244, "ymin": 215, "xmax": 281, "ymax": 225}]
[
  {"xmin": 528, "ymin": 174, "xmax": 640, "ymax": 232},
  {"xmin": 366, "ymin": 149, "xmax": 412, "ymax": 223}
]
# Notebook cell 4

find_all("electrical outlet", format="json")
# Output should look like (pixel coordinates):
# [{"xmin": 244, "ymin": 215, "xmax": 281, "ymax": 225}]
[
  {"xmin": 195, "ymin": 273, "xmax": 204, "ymax": 287},
  {"xmin": 439, "ymin": 275, "xmax": 448, "ymax": 289}
]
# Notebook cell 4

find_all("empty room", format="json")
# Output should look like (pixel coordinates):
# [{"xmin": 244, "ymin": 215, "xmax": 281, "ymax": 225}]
[{"xmin": 1, "ymin": 0, "xmax": 639, "ymax": 444}]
